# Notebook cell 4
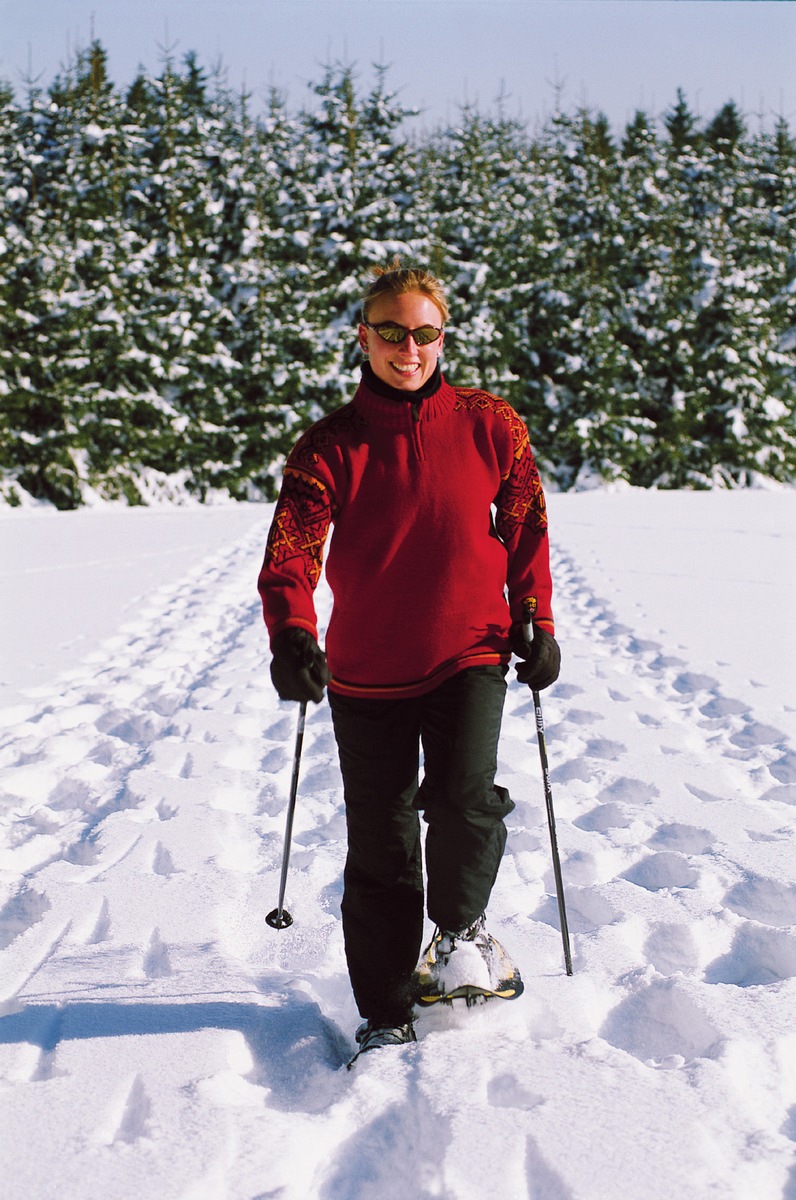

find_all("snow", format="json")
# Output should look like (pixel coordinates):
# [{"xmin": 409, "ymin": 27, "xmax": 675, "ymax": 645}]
[{"xmin": 0, "ymin": 491, "xmax": 794, "ymax": 1200}]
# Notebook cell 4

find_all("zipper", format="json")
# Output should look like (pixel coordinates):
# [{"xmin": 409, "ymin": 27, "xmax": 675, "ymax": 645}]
[{"xmin": 409, "ymin": 401, "xmax": 425, "ymax": 461}]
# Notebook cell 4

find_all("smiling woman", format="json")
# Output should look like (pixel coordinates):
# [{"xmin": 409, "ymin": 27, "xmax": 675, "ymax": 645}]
[
  {"xmin": 359, "ymin": 291, "xmax": 445, "ymax": 391},
  {"xmin": 257, "ymin": 256, "xmax": 561, "ymax": 1062},
  {"xmin": 358, "ymin": 261, "xmax": 449, "ymax": 391}
]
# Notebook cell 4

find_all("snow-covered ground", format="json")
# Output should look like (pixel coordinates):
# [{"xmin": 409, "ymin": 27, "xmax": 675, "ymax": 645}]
[{"xmin": 0, "ymin": 490, "xmax": 794, "ymax": 1200}]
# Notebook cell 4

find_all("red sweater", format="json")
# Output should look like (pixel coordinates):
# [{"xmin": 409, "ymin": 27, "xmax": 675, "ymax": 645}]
[{"xmin": 258, "ymin": 374, "xmax": 554, "ymax": 699}]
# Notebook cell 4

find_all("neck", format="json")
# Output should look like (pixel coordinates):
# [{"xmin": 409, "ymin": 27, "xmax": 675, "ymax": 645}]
[{"xmin": 362, "ymin": 360, "xmax": 442, "ymax": 404}]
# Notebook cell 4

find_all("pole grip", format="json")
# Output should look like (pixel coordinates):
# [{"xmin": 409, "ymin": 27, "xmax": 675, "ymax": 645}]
[{"xmin": 522, "ymin": 596, "xmax": 537, "ymax": 645}]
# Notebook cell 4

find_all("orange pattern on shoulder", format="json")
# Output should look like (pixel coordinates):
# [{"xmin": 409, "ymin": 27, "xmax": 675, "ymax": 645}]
[
  {"xmin": 454, "ymin": 388, "xmax": 547, "ymax": 536},
  {"xmin": 453, "ymin": 388, "xmax": 530, "ymax": 464},
  {"xmin": 265, "ymin": 469, "xmax": 330, "ymax": 587}
]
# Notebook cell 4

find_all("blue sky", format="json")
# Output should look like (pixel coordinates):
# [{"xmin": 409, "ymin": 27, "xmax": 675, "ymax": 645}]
[{"xmin": 1, "ymin": 1, "xmax": 793, "ymax": 133}]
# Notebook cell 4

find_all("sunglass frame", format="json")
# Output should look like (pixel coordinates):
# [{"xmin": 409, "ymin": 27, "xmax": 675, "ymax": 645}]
[{"xmin": 365, "ymin": 321, "xmax": 443, "ymax": 346}]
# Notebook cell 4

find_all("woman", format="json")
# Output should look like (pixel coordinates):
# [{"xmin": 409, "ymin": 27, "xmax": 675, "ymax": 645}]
[{"xmin": 257, "ymin": 259, "xmax": 559, "ymax": 1061}]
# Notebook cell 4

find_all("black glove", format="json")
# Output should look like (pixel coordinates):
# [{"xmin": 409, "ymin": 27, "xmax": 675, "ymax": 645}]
[
  {"xmin": 270, "ymin": 628, "xmax": 329, "ymax": 703},
  {"xmin": 510, "ymin": 621, "xmax": 561, "ymax": 691}
]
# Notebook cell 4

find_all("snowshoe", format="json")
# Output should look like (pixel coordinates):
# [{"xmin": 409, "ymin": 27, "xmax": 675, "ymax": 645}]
[
  {"xmin": 414, "ymin": 914, "xmax": 524, "ymax": 1007},
  {"xmin": 347, "ymin": 1019, "xmax": 417, "ymax": 1069}
]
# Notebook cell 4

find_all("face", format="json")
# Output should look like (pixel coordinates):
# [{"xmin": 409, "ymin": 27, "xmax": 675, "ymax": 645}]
[{"xmin": 358, "ymin": 291, "xmax": 445, "ymax": 392}]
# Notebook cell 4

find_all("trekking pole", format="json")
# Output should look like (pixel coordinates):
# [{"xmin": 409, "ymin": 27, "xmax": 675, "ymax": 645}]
[
  {"xmin": 523, "ymin": 604, "xmax": 574, "ymax": 976},
  {"xmin": 266, "ymin": 700, "xmax": 307, "ymax": 930}
]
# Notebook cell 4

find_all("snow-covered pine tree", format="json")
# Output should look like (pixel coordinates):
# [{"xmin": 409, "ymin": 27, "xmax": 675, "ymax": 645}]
[
  {"xmin": 683, "ymin": 102, "xmax": 796, "ymax": 484},
  {"xmin": 600, "ymin": 107, "xmax": 694, "ymax": 487},
  {"xmin": 124, "ymin": 50, "xmax": 242, "ymax": 500},
  {"xmin": 287, "ymin": 63, "xmax": 421, "ymax": 420},
  {"xmin": 2, "ymin": 52, "xmax": 795, "ymax": 504},
  {"xmin": 754, "ymin": 116, "xmax": 796, "ymax": 480},
  {"xmin": 0, "ymin": 77, "xmax": 56, "ymax": 505},
  {"xmin": 1, "ymin": 44, "xmax": 152, "ymax": 505},
  {"xmin": 524, "ymin": 106, "xmax": 642, "ymax": 488},
  {"xmin": 620, "ymin": 90, "xmax": 721, "ymax": 487},
  {"xmin": 48, "ymin": 42, "xmax": 181, "ymax": 504},
  {"xmin": 419, "ymin": 102, "xmax": 533, "ymax": 401},
  {"xmin": 220, "ymin": 84, "xmax": 312, "ymax": 499}
]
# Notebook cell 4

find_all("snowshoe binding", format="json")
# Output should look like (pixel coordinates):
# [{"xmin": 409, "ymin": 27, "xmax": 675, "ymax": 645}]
[{"xmin": 414, "ymin": 914, "xmax": 524, "ymax": 1007}]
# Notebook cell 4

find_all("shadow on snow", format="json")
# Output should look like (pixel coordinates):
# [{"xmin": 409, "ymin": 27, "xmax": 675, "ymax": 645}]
[{"xmin": 0, "ymin": 992, "xmax": 350, "ymax": 1112}]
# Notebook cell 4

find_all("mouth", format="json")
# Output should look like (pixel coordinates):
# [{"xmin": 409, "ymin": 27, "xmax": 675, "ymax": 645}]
[{"xmin": 390, "ymin": 362, "xmax": 421, "ymax": 377}]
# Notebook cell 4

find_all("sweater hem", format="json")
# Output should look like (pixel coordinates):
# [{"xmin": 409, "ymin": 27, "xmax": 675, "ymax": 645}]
[{"xmin": 328, "ymin": 651, "xmax": 511, "ymax": 700}]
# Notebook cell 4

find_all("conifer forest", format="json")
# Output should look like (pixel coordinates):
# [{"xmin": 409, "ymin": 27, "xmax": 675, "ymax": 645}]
[{"xmin": 1, "ymin": 42, "xmax": 794, "ymax": 507}]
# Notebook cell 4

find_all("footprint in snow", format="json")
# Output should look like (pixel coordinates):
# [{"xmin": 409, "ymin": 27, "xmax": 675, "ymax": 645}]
[
  {"xmin": 704, "ymin": 923, "xmax": 796, "ymax": 986},
  {"xmin": 263, "ymin": 715, "xmax": 294, "ymax": 741},
  {"xmin": 97, "ymin": 710, "xmax": 164, "ymax": 745},
  {"xmin": 549, "ymin": 682, "xmax": 584, "ymax": 700},
  {"xmin": 699, "ymin": 697, "xmax": 750, "ymax": 719},
  {"xmin": 600, "ymin": 976, "xmax": 720, "ymax": 1065},
  {"xmin": 556, "ymin": 849, "xmax": 600, "ymax": 887},
  {"xmin": 759, "ymin": 783, "xmax": 796, "ymax": 806},
  {"xmin": 561, "ymin": 708, "xmax": 604, "ymax": 726},
  {"xmin": 768, "ymin": 750, "xmax": 796, "ymax": 785},
  {"xmin": 299, "ymin": 763, "xmax": 341, "ymax": 793},
  {"xmin": 598, "ymin": 776, "xmax": 659, "ymax": 804},
  {"xmin": 143, "ymin": 929, "xmax": 173, "ymax": 979},
  {"xmin": 550, "ymin": 759, "xmax": 592, "ymax": 784},
  {"xmin": 643, "ymin": 923, "xmax": 702, "ymax": 974},
  {"xmin": 672, "ymin": 672, "xmax": 720, "ymax": 697},
  {"xmin": 647, "ymin": 823, "xmax": 713, "ymax": 854},
  {"xmin": 584, "ymin": 737, "xmax": 627, "ymax": 762},
  {"xmin": 525, "ymin": 1133, "xmax": 575, "ymax": 1198},
  {"xmin": 488, "ymin": 1073, "xmax": 544, "ymax": 1110},
  {"xmin": 574, "ymin": 802, "xmax": 633, "ymax": 833},
  {"xmin": 0, "ymin": 887, "xmax": 52, "ymax": 950},
  {"xmin": 728, "ymin": 720, "xmax": 785, "ymax": 750},
  {"xmin": 622, "ymin": 852, "xmax": 700, "ymax": 891},
  {"xmin": 260, "ymin": 746, "xmax": 288, "ymax": 773},
  {"xmin": 554, "ymin": 886, "xmax": 618, "ymax": 932},
  {"xmin": 152, "ymin": 842, "xmax": 177, "ymax": 876},
  {"xmin": 105, "ymin": 1075, "xmax": 153, "ymax": 1146},
  {"xmin": 722, "ymin": 875, "xmax": 796, "ymax": 927},
  {"xmin": 256, "ymin": 785, "xmax": 285, "ymax": 817},
  {"xmin": 88, "ymin": 898, "xmax": 112, "ymax": 944},
  {"xmin": 65, "ymin": 831, "xmax": 101, "ymax": 866},
  {"xmin": 685, "ymin": 783, "xmax": 726, "ymax": 805}
]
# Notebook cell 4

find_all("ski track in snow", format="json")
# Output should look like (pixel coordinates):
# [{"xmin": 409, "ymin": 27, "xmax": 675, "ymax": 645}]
[{"xmin": 0, "ymin": 517, "xmax": 795, "ymax": 1199}]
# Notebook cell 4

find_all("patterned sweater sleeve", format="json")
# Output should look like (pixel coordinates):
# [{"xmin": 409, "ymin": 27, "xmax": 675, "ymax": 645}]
[
  {"xmin": 493, "ymin": 407, "xmax": 555, "ymax": 635},
  {"xmin": 257, "ymin": 441, "xmax": 336, "ymax": 647}
]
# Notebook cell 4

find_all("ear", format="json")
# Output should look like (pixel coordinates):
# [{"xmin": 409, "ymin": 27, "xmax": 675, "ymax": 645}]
[{"xmin": 358, "ymin": 323, "xmax": 370, "ymax": 354}]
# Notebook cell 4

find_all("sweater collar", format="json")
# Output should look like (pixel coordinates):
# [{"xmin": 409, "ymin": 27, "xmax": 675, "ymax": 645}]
[
  {"xmin": 361, "ymin": 360, "xmax": 443, "ymax": 404},
  {"xmin": 354, "ymin": 366, "xmax": 457, "ymax": 428}
]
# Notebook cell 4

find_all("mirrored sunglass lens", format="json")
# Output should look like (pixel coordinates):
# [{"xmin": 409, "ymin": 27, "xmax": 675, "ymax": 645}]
[
  {"xmin": 378, "ymin": 324, "xmax": 408, "ymax": 343},
  {"xmin": 413, "ymin": 326, "xmax": 440, "ymax": 345}
]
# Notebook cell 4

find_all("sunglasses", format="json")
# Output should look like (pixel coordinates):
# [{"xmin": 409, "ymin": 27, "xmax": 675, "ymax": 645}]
[{"xmin": 365, "ymin": 321, "xmax": 443, "ymax": 346}]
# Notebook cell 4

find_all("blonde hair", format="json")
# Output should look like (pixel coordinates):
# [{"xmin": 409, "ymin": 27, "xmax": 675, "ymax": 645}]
[{"xmin": 361, "ymin": 256, "xmax": 449, "ymax": 324}]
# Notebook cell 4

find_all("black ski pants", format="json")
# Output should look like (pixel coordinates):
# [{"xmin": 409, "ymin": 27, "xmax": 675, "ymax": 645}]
[{"xmin": 329, "ymin": 665, "xmax": 514, "ymax": 1026}]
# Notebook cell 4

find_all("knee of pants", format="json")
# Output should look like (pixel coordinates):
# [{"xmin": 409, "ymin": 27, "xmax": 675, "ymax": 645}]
[
  {"xmin": 416, "ymin": 781, "xmax": 514, "ymax": 826},
  {"xmin": 345, "ymin": 822, "xmax": 423, "ymax": 890}
]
